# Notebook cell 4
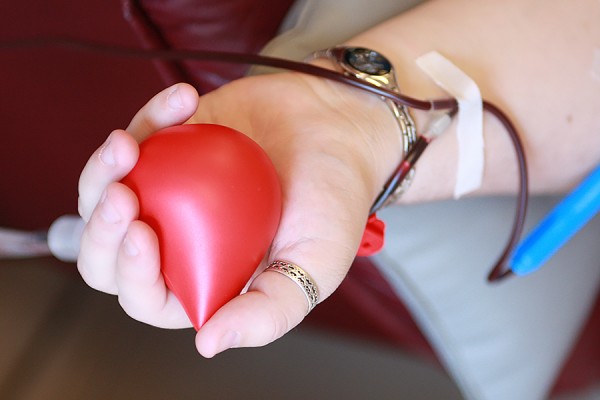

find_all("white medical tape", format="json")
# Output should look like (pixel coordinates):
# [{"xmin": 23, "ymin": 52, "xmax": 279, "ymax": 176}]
[{"xmin": 416, "ymin": 51, "xmax": 484, "ymax": 198}]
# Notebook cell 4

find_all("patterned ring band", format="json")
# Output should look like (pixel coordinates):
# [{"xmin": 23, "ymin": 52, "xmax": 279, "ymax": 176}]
[{"xmin": 265, "ymin": 260, "xmax": 319, "ymax": 313}]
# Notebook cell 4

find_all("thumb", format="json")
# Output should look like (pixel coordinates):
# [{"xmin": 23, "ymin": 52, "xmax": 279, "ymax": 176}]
[{"xmin": 195, "ymin": 238, "xmax": 360, "ymax": 358}]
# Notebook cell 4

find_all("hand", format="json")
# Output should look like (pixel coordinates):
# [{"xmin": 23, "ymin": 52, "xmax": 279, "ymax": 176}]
[{"xmin": 77, "ymin": 74, "xmax": 401, "ymax": 357}]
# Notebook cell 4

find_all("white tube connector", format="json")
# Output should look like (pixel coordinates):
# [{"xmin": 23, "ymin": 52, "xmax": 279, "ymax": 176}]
[{"xmin": 47, "ymin": 215, "xmax": 85, "ymax": 262}]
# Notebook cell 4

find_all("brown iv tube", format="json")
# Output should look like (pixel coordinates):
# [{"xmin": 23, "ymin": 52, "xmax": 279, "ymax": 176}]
[{"xmin": 0, "ymin": 37, "xmax": 527, "ymax": 282}]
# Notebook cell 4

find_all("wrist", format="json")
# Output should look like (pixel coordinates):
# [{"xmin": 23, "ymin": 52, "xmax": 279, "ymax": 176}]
[
  {"xmin": 304, "ymin": 48, "xmax": 429, "ymax": 208},
  {"xmin": 296, "ymin": 62, "xmax": 407, "ymax": 205}
]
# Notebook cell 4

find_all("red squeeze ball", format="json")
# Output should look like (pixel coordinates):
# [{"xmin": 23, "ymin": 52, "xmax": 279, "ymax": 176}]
[{"xmin": 121, "ymin": 124, "xmax": 282, "ymax": 330}]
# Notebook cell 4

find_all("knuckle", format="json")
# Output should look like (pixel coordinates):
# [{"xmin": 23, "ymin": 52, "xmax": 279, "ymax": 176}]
[
  {"xmin": 268, "ymin": 305, "xmax": 296, "ymax": 344},
  {"xmin": 77, "ymin": 230, "xmax": 119, "ymax": 295},
  {"xmin": 77, "ymin": 257, "xmax": 117, "ymax": 295},
  {"xmin": 117, "ymin": 294, "xmax": 158, "ymax": 327},
  {"xmin": 117, "ymin": 295, "xmax": 142, "ymax": 320}
]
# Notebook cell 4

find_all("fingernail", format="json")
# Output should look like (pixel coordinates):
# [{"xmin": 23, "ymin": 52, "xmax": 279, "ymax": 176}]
[
  {"xmin": 99, "ymin": 134, "xmax": 116, "ymax": 166},
  {"xmin": 122, "ymin": 235, "xmax": 139, "ymax": 257},
  {"xmin": 167, "ymin": 86, "xmax": 184, "ymax": 109},
  {"xmin": 99, "ymin": 191, "xmax": 121, "ymax": 224},
  {"xmin": 215, "ymin": 331, "xmax": 241, "ymax": 354}
]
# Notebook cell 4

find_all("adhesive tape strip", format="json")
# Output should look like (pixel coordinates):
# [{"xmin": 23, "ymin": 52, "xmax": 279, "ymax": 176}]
[{"xmin": 416, "ymin": 51, "xmax": 484, "ymax": 198}]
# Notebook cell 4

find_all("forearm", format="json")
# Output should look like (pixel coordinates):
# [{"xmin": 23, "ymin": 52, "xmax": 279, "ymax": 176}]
[{"xmin": 343, "ymin": 0, "xmax": 600, "ymax": 203}]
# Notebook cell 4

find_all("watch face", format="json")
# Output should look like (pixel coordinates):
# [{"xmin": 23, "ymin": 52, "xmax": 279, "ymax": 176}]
[{"xmin": 344, "ymin": 47, "xmax": 392, "ymax": 76}]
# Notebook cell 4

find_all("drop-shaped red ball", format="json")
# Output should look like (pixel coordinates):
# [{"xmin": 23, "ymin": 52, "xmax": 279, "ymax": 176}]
[{"xmin": 121, "ymin": 124, "xmax": 282, "ymax": 329}]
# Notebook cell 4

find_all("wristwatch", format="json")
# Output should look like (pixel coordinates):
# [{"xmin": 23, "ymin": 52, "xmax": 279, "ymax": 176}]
[{"xmin": 306, "ymin": 46, "xmax": 417, "ymax": 205}]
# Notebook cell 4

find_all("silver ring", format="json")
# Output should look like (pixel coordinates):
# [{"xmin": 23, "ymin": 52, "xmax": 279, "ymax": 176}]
[{"xmin": 265, "ymin": 260, "xmax": 319, "ymax": 313}]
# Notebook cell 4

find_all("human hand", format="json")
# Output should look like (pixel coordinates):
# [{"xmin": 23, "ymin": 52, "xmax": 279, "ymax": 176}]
[{"xmin": 77, "ymin": 73, "xmax": 402, "ymax": 357}]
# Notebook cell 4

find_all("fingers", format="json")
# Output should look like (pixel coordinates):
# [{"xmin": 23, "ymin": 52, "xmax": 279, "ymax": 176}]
[
  {"xmin": 78, "ymin": 83, "xmax": 199, "ymax": 222},
  {"xmin": 78, "ymin": 189, "xmax": 191, "ymax": 327},
  {"xmin": 78, "ymin": 182, "xmax": 138, "ymax": 294},
  {"xmin": 126, "ymin": 83, "xmax": 199, "ymax": 141},
  {"xmin": 116, "ymin": 220, "xmax": 192, "ymax": 329},
  {"xmin": 78, "ymin": 129, "xmax": 139, "ymax": 222},
  {"xmin": 77, "ymin": 82, "xmax": 200, "ymax": 321}
]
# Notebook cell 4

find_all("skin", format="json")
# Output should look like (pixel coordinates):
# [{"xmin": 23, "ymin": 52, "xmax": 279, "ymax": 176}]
[{"xmin": 77, "ymin": 0, "xmax": 600, "ymax": 357}]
